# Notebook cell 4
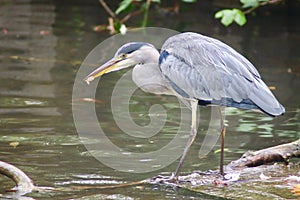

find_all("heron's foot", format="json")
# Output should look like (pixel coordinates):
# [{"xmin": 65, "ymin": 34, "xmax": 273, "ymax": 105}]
[
  {"xmin": 168, "ymin": 173, "xmax": 179, "ymax": 183},
  {"xmin": 150, "ymin": 173, "xmax": 191, "ymax": 185},
  {"xmin": 150, "ymin": 171, "xmax": 236, "ymax": 186},
  {"xmin": 150, "ymin": 174, "xmax": 177, "ymax": 184}
]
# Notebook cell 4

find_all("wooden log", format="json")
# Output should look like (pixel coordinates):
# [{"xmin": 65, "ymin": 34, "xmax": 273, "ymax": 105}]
[{"xmin": 226, "ymin": 139, "xmax": 300, "ymax": 169}]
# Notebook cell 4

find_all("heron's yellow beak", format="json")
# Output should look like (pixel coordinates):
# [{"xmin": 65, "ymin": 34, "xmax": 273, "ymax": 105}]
[{"xmin": 84, "ymin": 57, "xmax": 126, "ymax": 85}]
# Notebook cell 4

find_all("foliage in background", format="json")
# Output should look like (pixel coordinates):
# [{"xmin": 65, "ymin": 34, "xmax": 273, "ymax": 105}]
[
  {"xmin": 215, "ymin": 0, "xmax": 283, "ymax": 26},
  {"xmin": 96, "ymin": 0, "xmax": 284, "ymax": 34}
]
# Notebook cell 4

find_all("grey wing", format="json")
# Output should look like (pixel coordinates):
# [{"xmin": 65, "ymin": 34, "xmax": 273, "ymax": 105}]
[{"xmin": 159, "ymin": 32, "xmax": 285, "ymax": 116}]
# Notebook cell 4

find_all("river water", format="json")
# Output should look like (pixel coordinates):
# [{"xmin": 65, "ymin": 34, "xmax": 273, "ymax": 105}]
[{"xmin": 0, "ymin": 0, "xmax": 299, "ymax": 199}]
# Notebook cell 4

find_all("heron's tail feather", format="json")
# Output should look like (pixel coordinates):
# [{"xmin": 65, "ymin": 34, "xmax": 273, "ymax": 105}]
[
  {"xmin": 198, "ymin": 80, "xmax": 285, "ymax": 117},
  {"xmin": 248, "ymin": 80, "xmax": 285, "ymax": 117}
]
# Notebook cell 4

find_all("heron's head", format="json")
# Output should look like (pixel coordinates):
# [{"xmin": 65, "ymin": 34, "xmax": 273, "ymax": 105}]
[{"xmin": 84, "ymin": 42, "xmax": 156, "ymax": 84}]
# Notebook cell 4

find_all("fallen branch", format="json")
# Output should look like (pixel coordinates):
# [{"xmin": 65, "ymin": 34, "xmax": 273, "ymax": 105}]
[
  {"xmin": 0, "ymin": 160, "xmax": 34, "ymax": 195},
  {"xmin": 0, "ymin": 160, "xmax": 146, "ymax": 197},
  {"xmin": 0, "ymin": 160, "xmax": 54, "ymax": 198},
  {"xmin": 226, "ymin": 139, "xmax": 300, "ymax": 169}
]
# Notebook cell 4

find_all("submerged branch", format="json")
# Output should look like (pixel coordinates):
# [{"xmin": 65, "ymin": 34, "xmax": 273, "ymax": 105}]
[
  {"xmin": 0, "ymin": 161, "xmax": 53, "ymax": 197},
  {"xmin": 226, "ymin": 139, "xmax": 300, "ymax": 169},
  {"xmin": 0, "ymin": 159, "xmax": 146, "ymax": 197},
  {"xmin": 0, "ymin": 160, "xmax": 34, "ymax": 194}
]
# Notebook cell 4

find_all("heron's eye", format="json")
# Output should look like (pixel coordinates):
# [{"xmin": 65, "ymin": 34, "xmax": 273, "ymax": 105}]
[{"xmin": 119, "ymin": 54, "xmax": 127, "ymax": 59}]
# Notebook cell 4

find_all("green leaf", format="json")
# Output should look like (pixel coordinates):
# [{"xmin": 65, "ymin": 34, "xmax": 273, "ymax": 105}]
[
  {"xmin": 233, "ymin": 9, "xmax": 247, "ymax": 26},
  {"xmin": 240, "ymin": 0, "xmax": 259, "ymax": 8},
  {"xmin": 115, "ymin": 0, "xmax": 132, "ymax": 15},
  {"xmin": 214, "ymin": 11, "xmax": 223, "ymax": 19},
  {"xmin": 215, "ymin": 9, "xmax": 247, "ymax": 26},
  {"xmin": 215, "ymin": 9, "xmax": 235, "ymax": 26}
]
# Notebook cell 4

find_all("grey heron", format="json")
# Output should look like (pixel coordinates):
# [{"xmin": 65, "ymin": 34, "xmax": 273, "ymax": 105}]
[{"xmin": 84, "ymin": 32, "xmax": 285, "ymax": 180}]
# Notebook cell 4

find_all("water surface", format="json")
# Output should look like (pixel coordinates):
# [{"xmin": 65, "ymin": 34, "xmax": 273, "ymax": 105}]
[{"xmin": 0, "ymin": 0, "xmax": 299, "ymax": 199}]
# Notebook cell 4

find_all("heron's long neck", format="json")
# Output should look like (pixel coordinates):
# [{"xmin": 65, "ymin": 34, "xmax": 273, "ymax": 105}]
[
  {"xmin": 132, "ymin": 47, "xmax": 172, "ymax": 95},
  {"xmin": 142, "ymin": 47, "xmax": 160, "ymax": 64}
]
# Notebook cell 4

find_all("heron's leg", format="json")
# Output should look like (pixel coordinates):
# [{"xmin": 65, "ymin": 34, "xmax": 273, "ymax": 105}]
[
  {"xmin": 220, "ymin": 125, "xmax": 226, "ymax": 176},
  {"xmin": 218, "ymin": 107, "xmax": 226, "ymax": 176},
  {"xmin": 173, "ymin": 100, "xmax": 198, "ymax": 179}
]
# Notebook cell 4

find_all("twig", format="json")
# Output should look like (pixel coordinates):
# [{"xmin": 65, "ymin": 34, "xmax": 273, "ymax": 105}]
[
  {"xmin": 98, "ymin": 0, "xmax": 116, "ymax": 18},
  {"xmin": 243, "ymin": 0, "xmax": 284, "ymax": 14},
  {"xmin": 107, "ymin": 17, "xmax": 116, "ymax": 34},
  {"xmin": 121, "ymin": 10, "xmax": 142, "ymax": 24}
]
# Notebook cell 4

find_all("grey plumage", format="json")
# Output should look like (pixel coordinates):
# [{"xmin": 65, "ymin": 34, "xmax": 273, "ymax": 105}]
[
  {"xmin": 159, "ymin": 32, "xmax": 284, "ymax": 116},
  {"xmin": 86, "ymin": 33, "xmax": 285, "ymax": 116},
  {"xmin": 85, "ymin": 31, "xmax": 285, "ymax": 179}
]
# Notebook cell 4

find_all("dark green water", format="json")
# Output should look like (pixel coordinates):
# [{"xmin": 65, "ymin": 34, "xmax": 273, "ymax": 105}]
[{"xmin": 0, "ymin": 0, "xmax": 299, "ymax": 199}]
